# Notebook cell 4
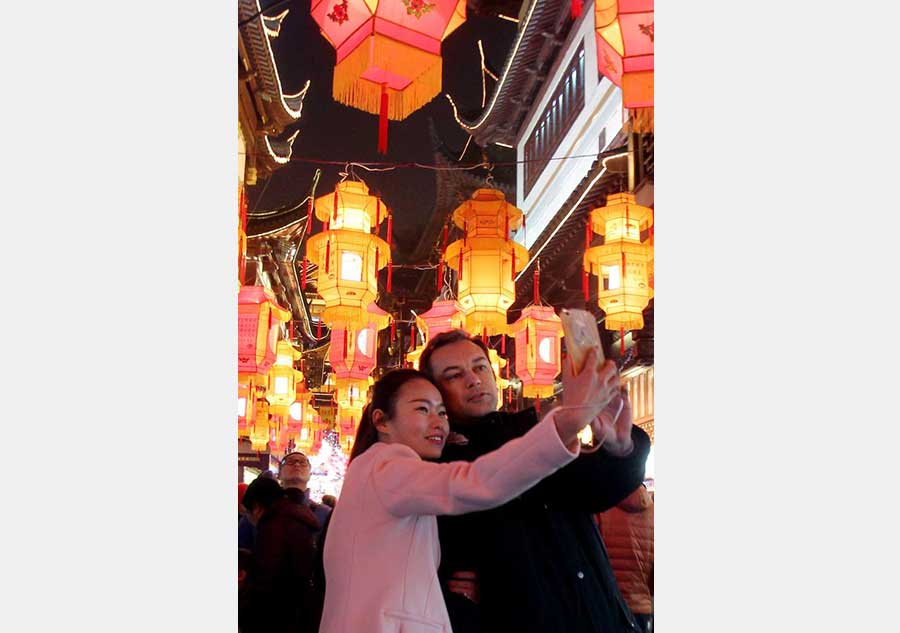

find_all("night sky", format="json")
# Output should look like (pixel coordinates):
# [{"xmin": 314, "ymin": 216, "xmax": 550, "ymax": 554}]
[{"xmin": 247, "ymin": 0, "xmax": 520, "ymax": 256}]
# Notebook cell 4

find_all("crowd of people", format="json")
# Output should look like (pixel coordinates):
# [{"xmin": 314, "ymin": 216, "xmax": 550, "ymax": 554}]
[{"xmin": 238, "ymin": 329, "xmax": 654, "ymax": 633}]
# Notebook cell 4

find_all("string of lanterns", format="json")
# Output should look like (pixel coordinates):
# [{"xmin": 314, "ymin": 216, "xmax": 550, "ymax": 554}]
[{"xmin": 238, "ymin": 178, "xmax": 654, "ymax": 457}]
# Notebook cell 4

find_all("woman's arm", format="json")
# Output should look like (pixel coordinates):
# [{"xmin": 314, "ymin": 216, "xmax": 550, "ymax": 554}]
[{"xmin": 371, "ymin": 410, "xmax": 579, "ymax": 517}]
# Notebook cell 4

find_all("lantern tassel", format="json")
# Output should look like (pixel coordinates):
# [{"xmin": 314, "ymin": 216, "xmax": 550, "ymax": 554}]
[
  {"xmin": 387, "ymin": 263, "xmax": 393, "ymax": 292},
  {"xmin": 571, "ymin": 0, "xmax": 583, "ymax": 19},
  {"xmin": 325, "ymin": 239, "xmax": 331, "ymax": 274},
  {"xmin": 458, "ymin": 248, "xmax": 464, "ymax": 283},
  {"xmin": 375, "ymin": 247, "xmax": 380, "ymax": 273},
  {"xmin": 391, "ymin": 319, "xmax": 396, "ymax": 343},
  {"xmin": 317, "ymin": 320, "xmax": 322, "ymax": 338},
  {"xmin": 482, "ymin": 327, "xmax": 487, "ymax": 345},
  {"xmin": 583, "ymin": 269, "xmax": 590, "ymax": 301},
  {"xmin": 534, "ymin": 266, "xmax": 540, "ymax": 305},
  {"xmin": 621, "ymin": 327, "xmax": 626, "ymax": 356},
  {"xmin": 501, "ymin": 333, "xmax": 506, "ymax": 354},
  {"xmin": 437, "ymin": 261, "xmax": 443, "ymax": 292},
  {"xmin": 301, "ymin": 257, "xmax": 308, "ymax": 290},
  {"xmin": 333, "ymin": 190, "xmax": 338, "ymax": 222},
  {"xmin": 387, "ymin": 215, "xmax": 393, "ymax": 248},
  {"xmin": 535, "ymin": 397, "xmax": 541, "ymax": 414},
  {"xmin": 511, "ymin": 249, "xmax": 516, "ymax": 282},
  {"xmin": 378, "ymin": 84, "xmax": 389, "ymax": 155}
]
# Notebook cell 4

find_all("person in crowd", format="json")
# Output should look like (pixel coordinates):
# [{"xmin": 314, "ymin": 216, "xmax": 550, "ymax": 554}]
[
  {"xmin": 238, "ymin": 482, "xmax": 255, "ymax": 550},
  {"xmin": 279, "ymin": 451, "xmax": 332, "ymax": 530},
  {"xmin": 419, "ymin": 329, "xmax": 651, "ymax": 633},
  {"xmin": 597, "ymin": 483, "xmax": 655, "ymax": 633},
  {"xmin": 241, "ymin": 476, "xmax": 321, "ymax": 633},
  {"xmin": 321, "ymin": 494, "xmax": 337, "ymax": 509},
  {"xmin": 238, "ymin": 548, "xmax": 254, "ymax": 633},
  {"xmin": 318, "ymin": 366, "xmax": 617, "ymax": 633}
]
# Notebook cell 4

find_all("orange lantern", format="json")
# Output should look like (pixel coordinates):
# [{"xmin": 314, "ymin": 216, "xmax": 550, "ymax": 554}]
[
  {"xmin": 238, "ymin": 285, "xmax": 292, "ymax": 375},
  {"xmin": 444, "ymin": 189, "xmax": 529, "ymax": 336},
  {"xmin": 311, "ymin": 0, "xmax": 466, "ymax": 151},
  {"xmin": 508, "ymin": 305, "xmax": 564, "ymax": 399},
  {"xmin": 595, "ymin": 0, "xmax": 654, "ymax": 132},
  {"xmin": 249, "ymin": 398, "xmax": 272, "ymax": 452},
  {"xmin": 266, "ymin": 340, "xmax": 304, "ymax": 408},
  {"xmin": 583, "ymin": 192, "xmax": 654, "ymax": 331},
  {"xmin": 305, "ymin": 181, "xmax": 391, "ymax": 330}
]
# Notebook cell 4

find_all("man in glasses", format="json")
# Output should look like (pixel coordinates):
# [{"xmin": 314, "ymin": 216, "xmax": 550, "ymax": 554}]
[{"xmin": 279, "ymin": 451, "xmax": 331, "ymax": 533}]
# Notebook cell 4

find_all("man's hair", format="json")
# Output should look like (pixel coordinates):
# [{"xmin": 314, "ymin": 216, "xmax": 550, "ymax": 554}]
[
  {"xmin": 241, "ymin": 476, "xmax": 285, "ymax": 512},
  {"xmin": 280, "ymin": 451, "xmax": 309, "ymax": 466},
  {"xmin": 419, "ymin": 329, "xmax": 491, "ymax": 380}
]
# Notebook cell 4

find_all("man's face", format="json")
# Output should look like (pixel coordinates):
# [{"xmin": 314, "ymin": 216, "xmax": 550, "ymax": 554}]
[
  {"xmin": 427, "ymin": 339, "xmax": 499, "ymax": 422},
  {"xmin": 279, "ymin": 453, "xmax": 311, "ymax": 488}
]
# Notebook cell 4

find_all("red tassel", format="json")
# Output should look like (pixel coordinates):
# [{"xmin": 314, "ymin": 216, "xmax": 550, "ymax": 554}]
[
  {"xmin": 506, "ymin": 385, "xmax": 512, "ymax": 405},
  {"xmin": 571, "ymin": 0, "xmax": 582, "ymax": 19},
  {"xmin": 332, "ymin": 190, "xmax": 338, "ymax": 222},
  {"xmin": 535, "ymin": 397, "xmax": 541, "ymax": 414},
  {"xmin": 378, "ymin": 84, "xmax": 389, "ymax": 155},
  {"xmin": 534, "ymin": 267, "xmax": 540, "ymax": 305},
  {"xmin": 525, "ymin": 324, "xmax": 529, "ymax": 345},
  {"xmin": 501, "ymin": 333, "xmax": 506, "ymax": 354},
  {"xmin": 387, "ymin": 216, "xmax": 393, "ymax": 248},
  {"xmin": 583, "ymin": 270, "xmax": 589, "ymax": 301},
  {"xmin": 511, "ymin": 250, "xmax": 516, "ymax": 282},
  {"xmin": 505, "ymin": 210, "xmax": 509, "ymax": 239},
  {"xmin": 621, "ymin": 327, "xmax": 626, "ymax": 356},
  {"xmin": 375, "ymin": 247, "xmax": 380, "ymax": 273},
  {"xmin": 306, "ymin": 197, "xmax": 314, "ymax": 235},
  {"xmin": 324, "ymin": 220, "xmax": 329, "ymax": 232},
  {"xmin": 458, "ymin": 249, "xmax": 464, "ymax": 283},
  {"xmin": 289, "ymin": 321, "xmax": 294, "ymax": 340},
  {"xmin": 464, "ymin": 220, "xmax": 468, "ymax": 246},
  {"xmin": 343, "ymin": 328, "xmax": 349, "ymax": 359},
  {"xmin": 301, "ymin": 257, "xmax": 308, "ymax": 290},
  {"xmin": 376, "ymin": 197, "xmax": 381, "ymax": 229},
  {"xmin": 409, "ymin": 325, "xmax": 417, "ymax": 352},
  {"xmin": 482, "ymin": 327, "xmax": 487, "ymax": 345},
  {"xmin": 442, "ymin": 224, "xmax": 449, "ymax": 251},
  {"xmin": 391, "ymin": 319, "xmax": 396, "ymax": 343},
  {"xmin": 387, "ymin": 264, "xmax": 393, "ymax": 292},
  {"xmin": 325, "ymin": 239, "xmax": 331, "ymax": 274},
  {"xmin": 317, "ymin": 320, "xmax": 322, "ymax": 338},
  {"xmin": 436, "ymin": 262, "xmax": 443, "ymax": 292}
]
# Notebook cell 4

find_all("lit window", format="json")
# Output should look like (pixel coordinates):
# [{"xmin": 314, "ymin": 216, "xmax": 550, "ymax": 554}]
[{"xmin": 340, "ymin": 251, "xmax": 364, "ymax": 282}]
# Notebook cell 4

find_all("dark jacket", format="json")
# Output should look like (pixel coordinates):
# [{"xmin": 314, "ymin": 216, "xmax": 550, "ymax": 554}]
[
  {"xmin": 244, "ymin": 497, "xmax": 321, "ymax": 633},
  {"xmin": 284, "ymin": 487, "xmax": 332, "ymax": 537},
  {"xmin": 437, "ymin": 407, "xmax": 650, "ymax": 633}
]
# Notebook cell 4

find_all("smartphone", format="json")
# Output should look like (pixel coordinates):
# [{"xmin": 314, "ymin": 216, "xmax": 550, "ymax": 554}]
[{"xmin": 559, "ymin": 308, "xmax": 605, "ymax": 375}]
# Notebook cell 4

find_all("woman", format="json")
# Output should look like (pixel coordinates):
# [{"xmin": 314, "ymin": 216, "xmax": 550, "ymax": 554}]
[{"xmin": 318, "ymin": 369, "xmax": 607, "ymax": 633}]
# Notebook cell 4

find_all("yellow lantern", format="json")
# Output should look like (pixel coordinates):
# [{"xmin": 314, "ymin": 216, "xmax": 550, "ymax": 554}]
[
  {"xmin": 266, "ymin": 341, "xmax": 304, "ymax": 408},
  {"xmin": 335, "ymin": 376, "xmax": 370, "ymax": 450},
  {"xmin": 488, "ymin": 348, "xmax": 510, "ymax": 409},
  {"xmin": 444, "ymin": 189, "xmax": 529, "ymax": 336},
  {"xmin": 584, "ymin": 192, "xmax": 654, "ymax": 331},
  {"xmin": 305, "ymin": 181, "xmax": 391, "ymax": 330},
  {"xmin": 508, "ymin": 305, "xmax": 564, "ymax": 399},
  {"xmin": 250, "ymin": 399, "xmax": 272, "ymax": 452}
]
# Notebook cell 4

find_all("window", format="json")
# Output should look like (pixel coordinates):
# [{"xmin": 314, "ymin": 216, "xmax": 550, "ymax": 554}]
[{"xmin": 524, "ymin": 45, "xmax": 585, "ymax": 197}]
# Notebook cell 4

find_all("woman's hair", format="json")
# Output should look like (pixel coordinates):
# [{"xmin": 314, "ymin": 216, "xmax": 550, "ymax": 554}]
[{"xmin": 348, "ymin": 368, "xmax": 435, "ymax": 463}]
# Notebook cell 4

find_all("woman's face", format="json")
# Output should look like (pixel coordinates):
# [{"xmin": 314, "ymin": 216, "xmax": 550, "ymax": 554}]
[{"xmin": 378, "ymin": 378, "xmax": 449, "ymax": 459}]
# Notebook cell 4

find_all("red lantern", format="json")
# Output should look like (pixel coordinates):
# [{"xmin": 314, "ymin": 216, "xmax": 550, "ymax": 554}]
[
  {"xmin": 311, "ymin": 0, "xmax": 466, "ymax": 151},
  {"xmin": 595, "ymin": 0, "xmax": 654, "ymax": 132},
  {"xmin": 238, "ymin": 286, "xmax": 292, "ymax": 375},
  {"xmin": 508, "ymin": 305, "xmax": 564, "ymax": 399}
]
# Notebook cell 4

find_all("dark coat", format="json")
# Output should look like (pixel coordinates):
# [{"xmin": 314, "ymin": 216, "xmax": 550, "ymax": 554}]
[
  {"xmin": 244, "ymin": 497, "xmax": 321, "ymax": 633},
  {"xmin": 437, "ymin": 407, "xmax": 650, "ymax": 633}
]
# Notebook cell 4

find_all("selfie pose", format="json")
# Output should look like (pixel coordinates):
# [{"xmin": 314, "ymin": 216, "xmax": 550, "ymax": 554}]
[{"xmin": 318, "ymin": 368, "xmax": 616, "ymax": 633}]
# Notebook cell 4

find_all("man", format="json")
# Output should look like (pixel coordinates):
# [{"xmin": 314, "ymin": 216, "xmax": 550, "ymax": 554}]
[
  {"xmin": 278, "ymin": 451, "xmax": 332, "ymax": 530},
  {"xmin": 240, "ymin": 476, "xmax": 321, "ymax": 633},
  {"xmin": 419, "ymin": 329, "xmax": 651, "ymax": 633}
]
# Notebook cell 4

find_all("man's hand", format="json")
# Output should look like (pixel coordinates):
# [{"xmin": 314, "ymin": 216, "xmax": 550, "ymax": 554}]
[
  {"xmin": 560, "ymin": 349, "xmax": 620, "ymax": 420},
  {"xmin": 590, "ymin": 389, "xmax": 634, "ymax": 457}
]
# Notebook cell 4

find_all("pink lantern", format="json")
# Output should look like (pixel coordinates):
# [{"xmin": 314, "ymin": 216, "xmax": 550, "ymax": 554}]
[
  {"xmin": 238, "ymin": 285, "xmax": 292, "ymax": 375},
  {"xmin": 508, "ymin": 305, "xmax": 564, "ymax": 399}
]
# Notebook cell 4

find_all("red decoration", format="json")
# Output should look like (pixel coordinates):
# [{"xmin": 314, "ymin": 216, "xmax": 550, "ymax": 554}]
[
  {"xmin": 571, "ymin": 0, "xmax": 583, "ymax": 19},
  {"xmin": 378, "ymin": 84, "xmax": 389, "ymax": 154}
]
